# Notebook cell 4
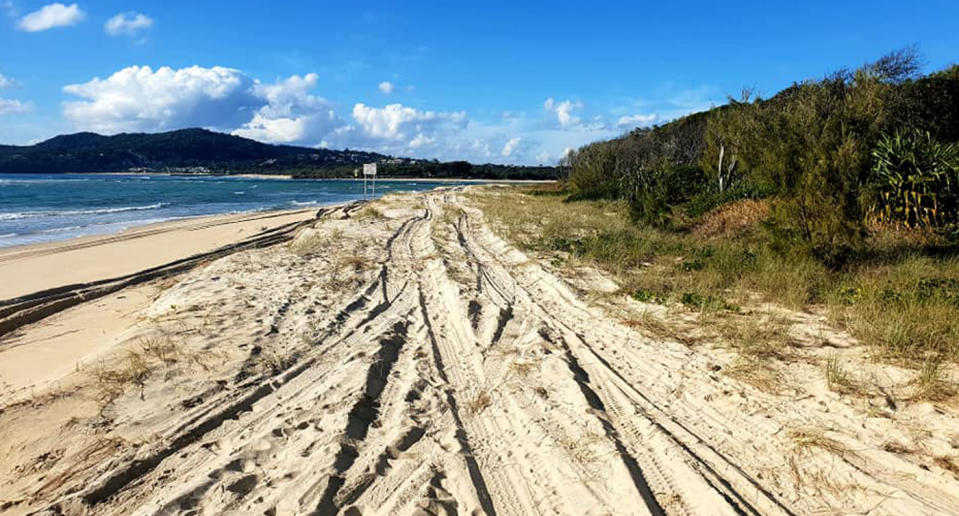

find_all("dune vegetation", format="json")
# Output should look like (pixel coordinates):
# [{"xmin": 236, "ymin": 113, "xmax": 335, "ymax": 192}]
[{"xmin": 494, "ymin": 49, "xmax": 959, "ymax": 385}]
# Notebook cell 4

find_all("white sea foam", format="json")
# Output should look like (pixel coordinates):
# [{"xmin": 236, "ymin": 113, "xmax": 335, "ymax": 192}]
[{"xmin": 0, "ymin": 202, "xmax": 167, "ymax": 220}]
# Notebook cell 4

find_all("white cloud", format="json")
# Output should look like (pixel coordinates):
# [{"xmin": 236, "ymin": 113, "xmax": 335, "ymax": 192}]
[
  {"xmin": 233, "ymin": 113, "xmax": 328, "ymax": 143},
  {"xmin": 233, "ymin": 73, "xmax": 340, "ymax": 143},
  {"xmin": 104, "ymin": 12, "xmax": 153, "ymax": 36},
  {"xmin": 62, "ymin": 66, "xmax": 346, "ymax": 144},
  {"xmin": 18, "ymin": 2, "xmax": 84, "ymax": 32},
  {"xmin": 56, "ymin": 64, "xmax": 662, "ymax": 165},
  {"xmin": 616, "ymin": 113, "xmax": 657, "ymax": 128},
  {"xmin": 0, "ymin": 98, "xmax": 31, "ymax": 115},
  {"xmin": 378, "ymin": 81, "xmax": 394, "ymax": 94},
  {"xmin": 501, "ymin": 136, "xmax": 521, "ymax": 157},
  {"xmin": 470, "ymin": 139, "xmax": 492, "ymax": 159},
  {"xmin": 314, "ymin": 102, "xmax": 475, "ymax": 158},
  {"xmin": 351, "ymin": 103, "xmax": 465, "ymax": 141},
  {"xmin": 409, "ymin": 133, "xmax": 435, "ymax": 148},
  {"xmin": 253, "ymin": 73, "xmax": 323, "ymax": 115},
  {"xmin": 63, "ymin": 65, "xmax": 260, "ymax": 133},
  {"xmin": 0, "ymin": 72, "xmax": 29, "ymax": 116},
  {"xmin": 543, "ymin": 97, "xmax": 583, "ymax": 128}
]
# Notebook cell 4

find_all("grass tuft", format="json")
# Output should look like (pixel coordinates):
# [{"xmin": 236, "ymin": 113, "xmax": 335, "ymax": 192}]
[
  {"xmin": 472, "ymin": 186, "xmax": 959, "ymax": 375},
  {"xmin": 467, "ymin": 389, "xmax": 492, "ymax": 415},
  {"xmin": 910, "ymin": 358, "xmax": 957, "ymax": 401},
  {"xmin": 788, "ymin": 428, "xmax": 854, "ymax": 458},
  {"xmin": 92, "ymin": 351, "xmax": 151, "ymax": 405},
  {"xmin": 825, "ymin": 355, "xmax": 860, "ymax": 394}
]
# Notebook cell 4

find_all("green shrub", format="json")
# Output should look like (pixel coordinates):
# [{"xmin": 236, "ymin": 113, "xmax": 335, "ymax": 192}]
[
  {"xmin": 684, "ymin": 180, "xmax": 775, "ymax": 219},
  {"xmin": 564, "ymin": 48, "xmax": 959, "ymax": 267},
  {"xmin": 866, "ymin": 128, "xmax": 959, "ymax": 227},
  {"xmin": 680, "ymin": 292, "xmax": 738, "ymax": 312},
  {"xmin": 566, "ymin": 146, "xmax": 619, "ymax": 200},
  {"xmin": 631, "ymin": 289, "xmax": 663, "ymax": 303}
]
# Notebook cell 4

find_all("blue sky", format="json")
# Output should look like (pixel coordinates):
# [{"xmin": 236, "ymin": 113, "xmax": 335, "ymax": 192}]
[{"xmin": 1, "ymin": 1, "xmax": 958, "ymax": 165}]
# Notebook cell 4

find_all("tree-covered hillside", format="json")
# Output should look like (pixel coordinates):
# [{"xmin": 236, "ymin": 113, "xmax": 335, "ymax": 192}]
[
  {"xmin": 0, "ymin": 128, "xmax": 387, "ymax": 174},
  {"xmin": 0, "ymin": 128, "xmax": 559, "ymax": 179}
]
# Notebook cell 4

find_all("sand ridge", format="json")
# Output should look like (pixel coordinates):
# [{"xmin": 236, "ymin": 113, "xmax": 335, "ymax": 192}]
[{"xmin": 1, "ymin": 188, "xmax": 958, "ymax": 515}]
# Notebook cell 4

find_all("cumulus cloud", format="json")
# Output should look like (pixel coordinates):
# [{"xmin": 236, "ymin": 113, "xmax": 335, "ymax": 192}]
[
  {"xmin": 501, "ymin": 137, "xmax": 521, "ymax": 157},
  {"xmin": 63, "ymin": 65, "xmax": 260, "ymax": 133},
  {"xmin": 18, "ymin": 2, "xmax": 84, "ymax": 31},
  {"xmin": 409, "ymin": 133, "xmax": 435, "ymax": 148},
  {"xmin": 233, "ymin": 113, "xmax": 331, "ymax": 143},
  {"xmin": 62, "ymin": 65, "xmax": 348, "ymax": 144},
  {"xmin": 252, "ymin": 73, "xmax": 323, "ymax": 115},
  {"xmin": 233, "ymin": 73, "xmax": 340, "ymax": 143},
  {"xmin": 378, "ymin": 81, "xmax": 394, "ymax": 94},
  {"xmin": 56, "ymin": 64, "xmax": 646, "ymax": 165},
  {"xmin": 104, "ymin": 12, "xmax": 152, "ymax": 36},
  {"xmin": 543, "ymin": 97, "xmax": 583, "ymax": 128},
  {"xmin": 351, "ymin": 103, "xmax": 465, "ymax": 142},
  {"xmin": 308, "ymin": 102, "xmax": 474, "ymax": 159},
  {"xmin": 0, "ymin": 98, "xmax": 31, "ymax": 115},
  {"xmin": 0, "ymin": 73, "xmax": 12, "ymax": 89},
  {"xmin": 616, "ymin": 113, "xmax": 657, "ymax": 128}
]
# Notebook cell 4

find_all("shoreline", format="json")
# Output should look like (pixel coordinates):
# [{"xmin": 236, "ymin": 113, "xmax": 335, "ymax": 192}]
[
  {"xmin": 0, "ymin": 206, "xmax": 318, "ymax": 300},
  {"xmin": 0, "ymin": 171, "xmax": 555, "ymax": 183},
  {"xmin": 0, "ymin": 176, "xmax": 543, "ymax": 252},
  {"xmin": 291, "ymin": 176, "xmax": 553, "ymax": 183},
  {"xmin": 0, "ymin": 205, "xmax": 317, "ymax": 255}
]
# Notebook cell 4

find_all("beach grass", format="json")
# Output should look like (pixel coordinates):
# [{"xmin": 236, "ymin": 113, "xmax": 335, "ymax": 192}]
[{"xmin": 471, "ymin": 186, "xmax": 959, "ymax": 386}]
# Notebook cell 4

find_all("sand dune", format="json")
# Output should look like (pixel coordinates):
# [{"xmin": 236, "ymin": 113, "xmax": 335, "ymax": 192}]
[{"xmin": 1, "ymin": 188, "xmax": 958, "ymax": 515}]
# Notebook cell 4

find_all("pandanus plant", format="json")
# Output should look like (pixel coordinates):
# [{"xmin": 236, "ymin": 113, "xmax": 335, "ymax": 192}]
[{"xmin": 868, "ymin": 129, "xmax": 959, "ymax": 227}]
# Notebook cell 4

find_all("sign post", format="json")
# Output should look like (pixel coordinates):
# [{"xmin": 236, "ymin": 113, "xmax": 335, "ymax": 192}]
[{"xmin": 363, "ymin": 163, "xmax": 377, "ymax": 197}]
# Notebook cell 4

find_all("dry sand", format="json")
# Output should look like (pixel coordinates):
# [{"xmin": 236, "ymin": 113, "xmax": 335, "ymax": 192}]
[
  {"xmin": 0, "ymin": 209, "xmax": 315, "ymax": 405},
  {"xmin": 1, "ymin": 187, "xmax": 958, "ymax": 515},
  {"xmin": 0, "ymin": 209, "xmax": 315, "ymax": 300}
]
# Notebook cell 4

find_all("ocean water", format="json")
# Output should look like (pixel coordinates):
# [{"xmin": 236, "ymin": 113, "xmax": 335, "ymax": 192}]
[{"xmin": 0, "ymin": 174, "xmax": 466, "ymax": 248}]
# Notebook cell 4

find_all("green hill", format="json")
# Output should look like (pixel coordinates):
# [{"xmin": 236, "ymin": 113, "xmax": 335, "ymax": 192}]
[{"xmin": 0, "ymin": 128, "xmax": 386, "ymax": 174}]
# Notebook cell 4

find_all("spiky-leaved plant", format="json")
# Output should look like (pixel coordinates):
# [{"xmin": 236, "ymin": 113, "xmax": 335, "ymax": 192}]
[{"xmin": 868, "ymin": 128, "xmax": 959, "ymax": 227}]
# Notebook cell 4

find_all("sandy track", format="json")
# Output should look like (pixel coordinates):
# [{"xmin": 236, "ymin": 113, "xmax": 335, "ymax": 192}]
[{"xmin": 2, "ymin": 188, "xmax": 959, "ymax": 515}]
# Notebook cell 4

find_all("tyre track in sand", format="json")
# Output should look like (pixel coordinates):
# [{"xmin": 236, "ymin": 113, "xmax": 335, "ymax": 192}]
[
  {"xmin": 19, "ymin": 187, "xmax": 959, "ymax": 515},
  {"xmin": 449, "ymin": 188, "xmax": 959, "ymax": 515},
  {"xmin": 449, "ymin": 193, "xmax": 794, "ymax": 516}
]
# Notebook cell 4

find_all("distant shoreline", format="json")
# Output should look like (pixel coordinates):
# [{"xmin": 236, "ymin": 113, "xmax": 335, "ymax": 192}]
[
  {"xmin": 0, "ymin": 206, "xmax": 317, "ymax": 300},
  {"xmin": 301, "ymin": 176, "xmax": 554, "ymax": 184},
  {"xmin": 2, "ymin": 174, "xmax": 507, "ymax": 250},
  {"xmin": 0, "ymin": 171, "xmax": 555, "ymax": 184}
]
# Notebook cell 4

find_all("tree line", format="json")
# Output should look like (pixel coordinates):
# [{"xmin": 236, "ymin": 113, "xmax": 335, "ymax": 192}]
[
  {"xmin": 291, "ymin": 160, "xmax": 560, "ymax": 180},
  {"xmin": 564, "ymin": 48, "xmax": 959, "ymax": 266}
]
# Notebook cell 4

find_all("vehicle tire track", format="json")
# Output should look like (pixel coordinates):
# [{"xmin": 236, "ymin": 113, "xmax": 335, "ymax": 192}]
[{"xmin": 447, "ymin": 191, "xmax": 795, "ymax": 515}]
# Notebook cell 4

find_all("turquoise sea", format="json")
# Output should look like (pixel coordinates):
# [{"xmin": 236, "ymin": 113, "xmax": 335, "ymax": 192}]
[{"xmin": 0, "ymin": 174, "xmax": 465, "ymax": 248}]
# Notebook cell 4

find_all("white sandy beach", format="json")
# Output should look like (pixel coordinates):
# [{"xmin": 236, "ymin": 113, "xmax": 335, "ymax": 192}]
[
  {"xmin": 1, "ymin": 187, "xmax": 958, "ymax": 515},
  {"xmin": 0, "ymin": 208, "xmax": 315, "ymax": 300}
]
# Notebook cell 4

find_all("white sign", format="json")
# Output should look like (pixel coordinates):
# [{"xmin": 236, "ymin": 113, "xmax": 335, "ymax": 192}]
[{"xmin": 363, "ymin": 163, "xmax": 377, "ymax": 176}]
